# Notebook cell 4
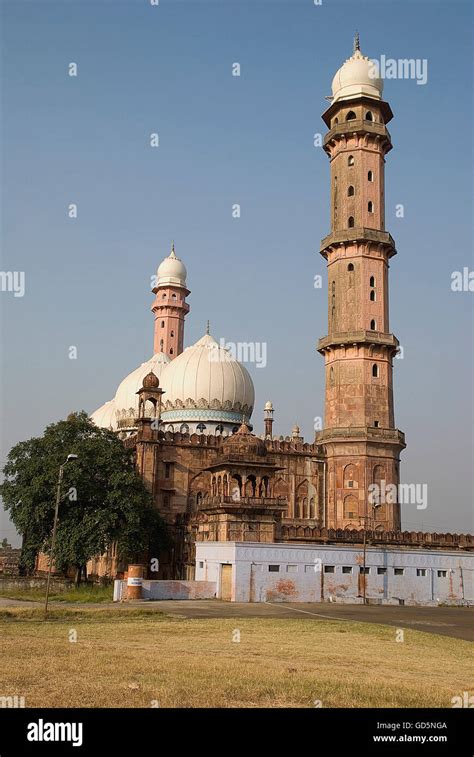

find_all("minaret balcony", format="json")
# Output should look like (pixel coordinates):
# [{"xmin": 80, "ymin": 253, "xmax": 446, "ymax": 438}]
[
  {"xmin": 316, "ymin": 426, "xmax": 406, "ymax": 448},
  {"xmin": 323, "ymin": 119, "xmax": 391, "ymax": 148},
  {"xmin": 317, "ymin": 330, "xmax": 399, "ymax": 353},
  {"xmin": 320, "ymin": 228, "xmax": 396, "ymax": 258}
]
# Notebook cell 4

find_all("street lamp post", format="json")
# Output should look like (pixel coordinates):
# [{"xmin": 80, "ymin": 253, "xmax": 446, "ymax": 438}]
[{"xmin": 44, "ymin": 454, "xmax": 78, "ymax": 618}]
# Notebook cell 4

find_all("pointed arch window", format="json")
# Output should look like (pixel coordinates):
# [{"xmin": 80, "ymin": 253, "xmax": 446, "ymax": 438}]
[
  {"xmin": 347, "ymin": 185, "xmax": 355, "ymax": 197},
  {"xmin": 348, "ymin": 216, "xmax": 355, "ymax": 228},
  {"xmin": 365, "ymin": 111, "xmax": 373, "ymax": 121},
  {"xmin": 368, "ymin": 170, "xmax": 374, "ymax": 182},
  {"xmin": 346, "ymin": 111, "xmax": 356, "ymax": 121},
  {"xmin": 343, "ymin": 494, "xmax": 358, "ymax": 519},
  {"xmin": 368, "ymin": 201, "xmax": 374, "ymax": 213},
  {"xmin": 370, "ymin": 290, "xmax": 376, "ymax": 301},
  {"xmin": 372, "ymin": 364, "xmax": 379, "ymax": 378},
  {"xmin": 348, "ymin": 155, "xmax": 354, "ymax": 166},
  {"xmin": 370, "ymin": 319, "xmax": 376, "ymax": 330},
  {"xmin": 347, "ymin": 263, "xmax": 354, "ymax": 272},
  {"xmin": 370, "ymin": 275, "xmax": 376, "ymax": 287}
]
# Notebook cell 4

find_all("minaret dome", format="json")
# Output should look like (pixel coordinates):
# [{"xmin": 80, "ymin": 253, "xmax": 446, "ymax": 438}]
[
  {"xmin": 156, "ymin": 241, "xmax": 187, "ymax": 287},
  {"xmin": 331, "ymin": 35, "xmax": 383, "ymax": 105}
]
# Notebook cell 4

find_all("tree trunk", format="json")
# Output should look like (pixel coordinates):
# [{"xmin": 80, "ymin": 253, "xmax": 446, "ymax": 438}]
[{"xmin": 75, "ymin": 566, "xmax": 82, "ymax": 586}]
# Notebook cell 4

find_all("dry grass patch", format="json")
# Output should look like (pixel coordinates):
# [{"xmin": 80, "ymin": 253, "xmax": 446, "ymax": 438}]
[
  {"xmin": 0, "ymin": 608, "xmax": 470, "ymax": 708},
  {"xmin": 0, "ymin": 584, "xmax": 112, "ymax": 603}
]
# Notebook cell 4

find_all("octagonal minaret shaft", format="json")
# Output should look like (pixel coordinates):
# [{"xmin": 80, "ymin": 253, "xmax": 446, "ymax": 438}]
[
  {"xmin": 151, "ymin": 242, "xmax": 190, "ymax": 359},
  {"xmin": 316, "ymin": 37, "xmax": 405, "ymax": 532}
]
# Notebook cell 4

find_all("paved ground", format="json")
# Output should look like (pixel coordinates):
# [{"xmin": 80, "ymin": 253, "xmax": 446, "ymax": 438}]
[
  {"xmin": 1, "ymin": 597, "xmax": 471, "ymax": 641},
  {"xmin": 150, "ymin": 600, "xmax": 473, "ymax": 641}
]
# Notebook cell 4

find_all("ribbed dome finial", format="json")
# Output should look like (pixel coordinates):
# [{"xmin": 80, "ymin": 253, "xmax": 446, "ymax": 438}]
[{"xmin": 353, "ymin": 31, "xmax": 360, "ymax": 54}]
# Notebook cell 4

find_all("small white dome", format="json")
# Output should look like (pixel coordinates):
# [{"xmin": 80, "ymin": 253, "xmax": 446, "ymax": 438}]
[
  {"xmin": 90, "ymin": 399, "xmax": 116, "ymax": 430},
  {"xmin": 331, "ymin": 47, "xmax": 383, "ymax": 104},
  {"xmin": 91, "ymin": 352, "xmax": 170, "ymax": 431},
  {"xmin": 160, "ymin": 332, "xmax": 254, "ymax": 426},
  {"xmin": 114, "ymin": 352, "xmax": 169, "ymax": 410},
  {"xmin": 264, "ymin": 400, "xmax": 274, "ymax": 411},
  {"xmin": 156, "ymin": 243, "xmax": 187, "ymax": 288}
]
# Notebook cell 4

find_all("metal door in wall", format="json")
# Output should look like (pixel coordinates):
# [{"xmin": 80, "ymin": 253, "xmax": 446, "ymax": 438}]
[{"xmin": 220, "ymin": 564, "xmax": 232, "ymax": 601}]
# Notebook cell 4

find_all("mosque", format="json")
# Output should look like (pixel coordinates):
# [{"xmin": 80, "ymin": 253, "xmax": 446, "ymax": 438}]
[{"xmin": 89, "ymin": 38, "xmax": 472, "ymax": 598}]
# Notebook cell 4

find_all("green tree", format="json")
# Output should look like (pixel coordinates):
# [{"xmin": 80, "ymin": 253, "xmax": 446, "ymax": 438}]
[{"xmin": 0, "ymin": 412, "xmax": 168, "ymax": 583}]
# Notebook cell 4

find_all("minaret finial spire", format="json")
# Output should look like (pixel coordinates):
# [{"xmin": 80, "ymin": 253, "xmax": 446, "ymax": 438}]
[
  {"xmin": 170, "ymin": 240, "xmax": 176, "ymax": 257},
  {"xmin": 206, "ymin": 319, "xmax": 210, "ymax": 335},
  {"xmin": 354, "ymin": 31, "xmax": 360, "ymax": 53}
]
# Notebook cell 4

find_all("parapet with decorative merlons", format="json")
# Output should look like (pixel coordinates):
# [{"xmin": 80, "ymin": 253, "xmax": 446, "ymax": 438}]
[{"xmin": 279, "ymin": 524, "xmax": 473, "ymax": 551}]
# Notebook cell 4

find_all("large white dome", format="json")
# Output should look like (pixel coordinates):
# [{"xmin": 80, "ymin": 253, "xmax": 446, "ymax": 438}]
[
  {"xmin": 156, "ymin": 243, "xmax": 187, "ymax": 288},
  {"xmin": 331, "ymin": 47, "xmax": 383, "ymax": 104},
  {"xmin": 159, "ymin": 332, "xmax": 254, "ymax": 430},
  {"xmin": 91, "ymin": 352, "xmax": 170, "ymax": 433}
]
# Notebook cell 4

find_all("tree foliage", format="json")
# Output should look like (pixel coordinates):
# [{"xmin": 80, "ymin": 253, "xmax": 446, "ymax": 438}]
[{"xmin": 0, "ymin": 412, "xmax": 168, "ymax": 579}]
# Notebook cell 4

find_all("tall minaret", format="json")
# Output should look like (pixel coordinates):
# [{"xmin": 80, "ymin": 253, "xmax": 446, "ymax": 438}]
[
  {"xmin": 317, "ymin": 36, "xmax": 405, "ymax": 531},
  {"xmin": 151, "ymin": 243, "xmax": 190, "ymax": 359}
]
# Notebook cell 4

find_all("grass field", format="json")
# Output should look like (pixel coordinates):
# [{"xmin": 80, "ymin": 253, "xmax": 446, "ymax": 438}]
[
  {"xmin": 0, "ymin": 607, "xmax": 470, "ymax": 708},
  {"xmin": 0, "ymin": 584, "xmax": 112, "ymax": 603}
]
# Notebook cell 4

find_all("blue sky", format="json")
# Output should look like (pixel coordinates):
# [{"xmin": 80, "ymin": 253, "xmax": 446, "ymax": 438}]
[{"xmin": 1, "ymin": 0, "xmax": 472, "ymax": 542}]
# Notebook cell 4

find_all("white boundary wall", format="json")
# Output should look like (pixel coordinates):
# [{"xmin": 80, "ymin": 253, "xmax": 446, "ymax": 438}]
[{"xmin": 195, "ymin": 541, "xmax": 474, "ymax": 605}]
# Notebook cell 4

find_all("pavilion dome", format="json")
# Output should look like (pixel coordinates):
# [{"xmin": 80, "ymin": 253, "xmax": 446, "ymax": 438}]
[{"xmin": 222, "ymin": 422, "xmax": 266, "ymax": 457}]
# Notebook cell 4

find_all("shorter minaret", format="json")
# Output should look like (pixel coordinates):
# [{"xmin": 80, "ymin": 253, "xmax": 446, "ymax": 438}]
[
  {"xmin": 264, "ymin": 401, "xmax": 274, "ymax": 439},
  {"xmin": 151, "ymin": 242, "xmax": 190, "ymax": 359}
]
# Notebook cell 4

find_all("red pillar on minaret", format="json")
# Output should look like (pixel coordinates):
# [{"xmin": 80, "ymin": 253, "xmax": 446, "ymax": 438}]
[
  {"xmin": 151, "ymin": 242, "xmax": 190, "ymax": 359},
  {"xmin": 317, "ymin": 35, "xmax": 405, "ymax": 532}
]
